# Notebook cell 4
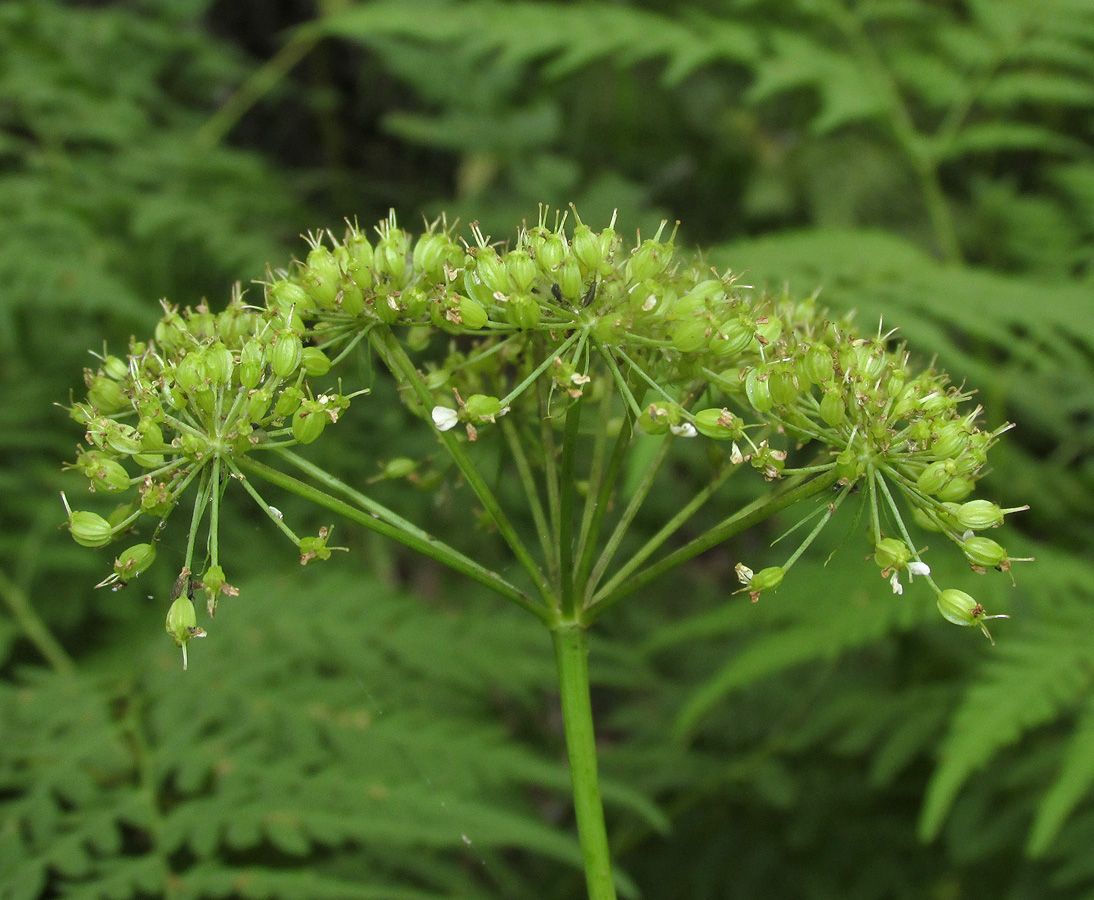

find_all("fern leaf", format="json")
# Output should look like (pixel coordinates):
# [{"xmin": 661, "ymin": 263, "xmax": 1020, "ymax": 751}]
[
  {"xmin": 1028, "ymin": 696, "xmax": 1094, "ymax": 856},
  {"xmin": 919, "ymin": 594, "xmax": 1094, "ymax": 841}
]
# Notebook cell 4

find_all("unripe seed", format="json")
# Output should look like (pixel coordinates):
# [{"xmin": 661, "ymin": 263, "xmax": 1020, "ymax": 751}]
[
  {"xmin": 572, "ymin": 223, "xmax": 603, "ymax": 272},
  {"xmin": 457, "ymin": 295, "xmax": 489, "ymax": 329},
  {"xmin": 174, "ymin": 353, "xmax": 207, "ymax": 391},
  {"xmin": 955, "ymin": 499, "xmax": 1003, "ymax": 530},
  {"xmin": 91, "ymin": 458, "xmax": 131, "ymax": 493},
  {"xmin": 917, "ymin": 460, "xmax": 953, "ymax": 495},
  {"xmin": 292, "ymin": 405, "xmax": 327, "ymax": 444},
  {"xmin": 961, "ymin": 536, "xmax": 1007, "ymax": 569},
  {"xmin": 87, "ymin": 375, "xmax": 127, "ymax": 413},
  {"xmin": 820, "ymin": 386, "xmax": 847, "ymax": 426},
  {"xmin": 557, "ymin": 258, "xmax": 584, "ymax": 302},
  {"xmin": 114, "ymin": 543, "xmax": 156, "ymax": 581},
  {"xmin": 767, "ymin": 368, "xmax": 799, "ymax": 407},
  {"xmin": 506, "ymin": 293, "xmax": 541, "ymax": 330},
  {"xmin": 474, "ymin": 248, "xmax": 508, "ymax": 295},
  {"xmin": 935, "ymin": 476, "xmax": 974, "ymax": 502},
  {"xmin": 271, "ymin": 333, "xmax": 303, "ymax": 379},
  {"xmin": 802, "ymin": 343, "xmax": 835, "ymax": 385},
  {"xmin": 102, "ymin": 355, "xmax": 128, "ymax": 381},
  {"xmin": 709, "ymin": 319, "xmax": 754, "ymax": 358},
  {"xmin": 69, "ymin": 510, "xmax": 114, "ymax": 548},
  {"xmin": 204, "ymin": 342, "xmax": 233, "ymax": 384},
  {"xmin": 301, "ymin": 347, "xmax": 332, "ymax": 376},
  {"xmin": 936, "ymin": 588, "xmax": 979, "ymax": 626},
  {"xmin": 694, "ymin": 408, "xmax": 741, "ymax": 440},
  {"xmin": 672, "ymin": 318, "xmax": 710, "ymax": 353},
  {"xmin": 505, "ymin": 250, "xmax": 537, "ymax": 293},
  {"xmin": 745, "ymin": 369, "xmax": 773, "ymax": 413}
]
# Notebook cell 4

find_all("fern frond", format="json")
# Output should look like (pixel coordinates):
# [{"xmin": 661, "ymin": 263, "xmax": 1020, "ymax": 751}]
[
  {"xmin": 919, "ymin": 565, "xmax": 1094, "ymax": 840},
  {"xmin": 1027, "ymin": 696, "xmax": 1094, "ymax": 856}
]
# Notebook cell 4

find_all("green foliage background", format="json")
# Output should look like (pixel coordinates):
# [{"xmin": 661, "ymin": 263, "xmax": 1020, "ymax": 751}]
[{"xmin": 1, "ymin": 0, "xmax": 1091, "ymax": 897}]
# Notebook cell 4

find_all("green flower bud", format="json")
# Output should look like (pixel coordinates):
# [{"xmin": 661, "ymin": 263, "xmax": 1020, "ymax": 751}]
[
  {"xmin": 69, "ymin": 510, "xmax": 114, "ymax": 548},
  {"xmin": 693, "ymin": 408, "xmax": 741, "ymax": 440},
  {"xmin": 464, "ymin": 394, "xmax": 504, "ymax": 424},
  {"xmin": 874, "ymin": 538, "xmax": 912, "ymax": 571},
  {"xmin": 274, "ymin": 386, "xmax": 303, "ymax": 418},
  {"xmin": 301, "ymin": 347, "xmax": 332, "ymax": 377},
  {"xmin": 750, "ymin": 566, "xmax": 785, "ymax": 593},
  {"xmin": 271, "ymin": 333, "xmax": 303, "ymax": 379}
]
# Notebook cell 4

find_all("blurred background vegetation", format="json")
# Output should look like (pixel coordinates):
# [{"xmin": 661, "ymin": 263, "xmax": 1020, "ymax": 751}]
[{"xmin": 1, "ymin": 0, "xmax": 1092, "ymax": 898}]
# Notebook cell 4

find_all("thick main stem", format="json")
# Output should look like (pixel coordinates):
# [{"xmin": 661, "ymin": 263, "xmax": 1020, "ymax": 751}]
[{"xmin": 552, "ymin": 623, "xmax": 617, "ymax": 900}]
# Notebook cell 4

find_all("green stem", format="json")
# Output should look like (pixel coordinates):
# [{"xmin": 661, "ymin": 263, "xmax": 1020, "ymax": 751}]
[
  {"xmin": 552, "ymin": 623, "xmax": 618, "ymax": 900},
  {"xmin": 587, "ymin": 468, "xmax": 840, "ymax": 622},
  {"xmin": 558, "ymin": 400, "xmax": 583, "ymax": 617},
  {"xmin": 501, "ymin": 418, "xmax": 555, "ymax": 577},
  {"xmin": 0, "ymin": 569, "xmax": 75, "ymax": 673},
  {"xmin": 574, "ymin": 410, "xmax": 634, "ymax": 595},
  {"xmin": 589, "ymin": 459, "xmax": 737, "ymax": 607},
  {"xmin": 235, "ymin": 456, "xmax": 548, "ymax": 623},
  {"xmin": 585, "ymin": 433, "xmax": 674, "ymax": 600},
  {"xmin": 195, "ymin": 22, "xmax": 321, "ymax": 150},
  {"xmin": 370, "ymin": 328, "xmax": 553, "ymax": 604}
]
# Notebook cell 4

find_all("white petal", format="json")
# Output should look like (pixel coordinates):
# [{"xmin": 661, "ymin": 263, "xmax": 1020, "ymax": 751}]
[
  {"xmin": 889, "ymin": 571, "xmax": 904, "ymax": 595},
  {"xmin": 735, "ymin": 562, "xmax": 754, "ymax": 586},
  {"xmin": 671, "ymin": 423, "xmax": 698, "ymax": 437},
  {"xmin": 908, "ymin": 561, "xmax": 931, "ymax": 578},
  {"xmin": 431, "ymin": 406, "xmax": 459, "ymax": 431}
]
